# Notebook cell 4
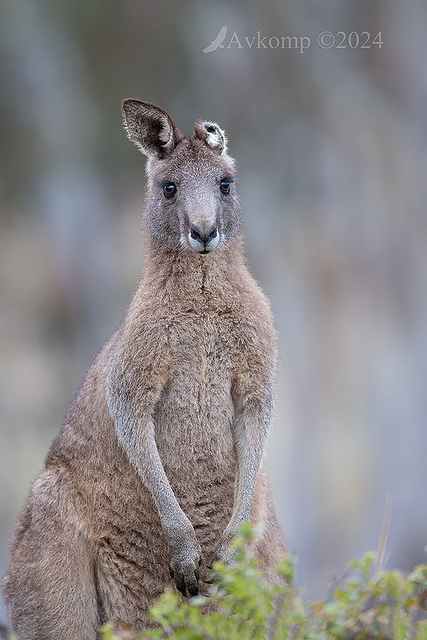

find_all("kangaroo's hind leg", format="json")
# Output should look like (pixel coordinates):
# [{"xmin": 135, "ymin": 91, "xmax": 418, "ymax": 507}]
[{"xmin": 3, "ymin": 475, "xmax": 100, "ymax": 640}]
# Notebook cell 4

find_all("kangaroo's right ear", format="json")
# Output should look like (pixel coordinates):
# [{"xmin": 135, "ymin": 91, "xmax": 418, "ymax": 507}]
[{"xmin": 121, "ymin": 99, "xmax": 182, "ymax": 159}]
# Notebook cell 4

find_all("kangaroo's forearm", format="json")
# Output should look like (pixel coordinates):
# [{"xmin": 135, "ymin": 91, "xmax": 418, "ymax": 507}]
[
  {"xmin": 111, "ymin": 410, "xmax": 188, "ymax": 528},
  {"xmin": 230, "ymin": 417, "xmax": 269, "ymax": 526}
]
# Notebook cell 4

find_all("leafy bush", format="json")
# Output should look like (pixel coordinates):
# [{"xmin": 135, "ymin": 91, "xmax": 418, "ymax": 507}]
[{"xmin": 100, "ymin": 523, "xmax": 427, "ymax": 640}]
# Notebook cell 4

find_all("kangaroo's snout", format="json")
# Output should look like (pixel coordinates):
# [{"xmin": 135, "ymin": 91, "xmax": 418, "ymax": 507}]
[{"xmin": 189, "ymin": 224, "xmax": 219, "ymax": 253}]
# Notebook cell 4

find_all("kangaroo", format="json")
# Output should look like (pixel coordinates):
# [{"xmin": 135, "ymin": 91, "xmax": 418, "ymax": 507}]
[{"xmin": 2, "ymin": 100, "xmax": 287, "ymax": 639}]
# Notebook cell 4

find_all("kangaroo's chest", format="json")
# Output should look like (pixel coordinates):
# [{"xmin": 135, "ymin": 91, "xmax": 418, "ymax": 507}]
[{"xmin": 153, "ymin": 311, "xmax": 237, "ymax": 479}]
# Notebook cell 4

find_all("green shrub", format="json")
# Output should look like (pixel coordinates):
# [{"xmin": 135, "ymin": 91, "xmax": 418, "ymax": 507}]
[{"xmin": 99, "ymin": 524, "xmax": 427, "ymax": 640}]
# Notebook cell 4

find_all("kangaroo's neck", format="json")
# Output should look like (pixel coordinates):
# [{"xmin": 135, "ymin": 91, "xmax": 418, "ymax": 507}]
[{"xmin": 140, "ymin": 233, "xmax": 247, "ymax": 305}]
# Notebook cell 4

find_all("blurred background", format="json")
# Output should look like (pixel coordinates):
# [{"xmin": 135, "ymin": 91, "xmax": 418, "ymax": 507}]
[{"xmin": 1, "ymin": 0, "xmax": 427, "ymax": 621}]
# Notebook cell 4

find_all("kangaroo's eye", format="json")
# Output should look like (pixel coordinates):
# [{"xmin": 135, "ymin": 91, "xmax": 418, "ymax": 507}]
[
  {"xmin": 219, "ymin": 180, "xmax": 230, "ymax": 194},
  {"xmin": 163, "ymin": 182, "xmax": 176, "ymax": 198}
]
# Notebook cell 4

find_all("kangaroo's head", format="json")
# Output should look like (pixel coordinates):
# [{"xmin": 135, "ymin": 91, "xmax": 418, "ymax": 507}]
[{"xmin": 122, "ymin": 99, "xmax": 241, "ymax": 254}]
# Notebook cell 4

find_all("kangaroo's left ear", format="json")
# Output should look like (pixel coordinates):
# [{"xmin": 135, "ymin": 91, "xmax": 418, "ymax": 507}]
[{"xmin": 194, "ymin": 121, "xmax": 227, "ymax": 155}]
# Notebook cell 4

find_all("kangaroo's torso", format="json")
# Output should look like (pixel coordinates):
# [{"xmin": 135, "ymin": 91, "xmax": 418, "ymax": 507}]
[{"xmin": 38, "ymin": 246, "xmax": 273, "ymax": 622}]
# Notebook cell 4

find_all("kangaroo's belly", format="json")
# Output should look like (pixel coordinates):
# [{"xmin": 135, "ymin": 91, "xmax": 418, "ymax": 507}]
[{"xmin": 154, "ymin": 363, "xmax": 236, "ymax": 482}]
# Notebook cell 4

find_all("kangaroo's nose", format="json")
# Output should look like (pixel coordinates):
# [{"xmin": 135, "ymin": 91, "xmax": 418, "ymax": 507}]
[
  {"xmin": 188, "ymin": 225, "xmax": 219, "ymax": 252},
  {"xmin": 190, "ymin": 227, "xmax": 218, "ymax": 244}
]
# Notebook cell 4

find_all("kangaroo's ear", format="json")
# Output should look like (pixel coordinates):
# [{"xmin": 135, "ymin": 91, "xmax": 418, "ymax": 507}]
[
  {"xmin": 194, "ymin": 121, "xmax": 227, "ymax": 155},
  {"xmin": 122, "ymin": 99, "xmax": 182, "ymax": 159}
]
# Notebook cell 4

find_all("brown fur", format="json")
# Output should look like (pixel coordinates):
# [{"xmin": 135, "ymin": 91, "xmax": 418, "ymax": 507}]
[{"xmin": 2, "ymin": 100, "xmax": 286, "ymax": 639}]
